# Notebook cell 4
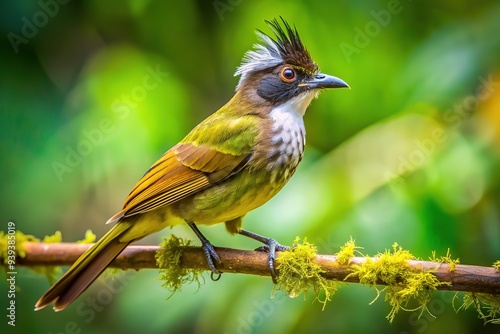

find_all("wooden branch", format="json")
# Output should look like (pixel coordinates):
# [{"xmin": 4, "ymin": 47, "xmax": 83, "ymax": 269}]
[{"xmin": 16, "ymin": 242, "xmax": 500, "ymax": 295}]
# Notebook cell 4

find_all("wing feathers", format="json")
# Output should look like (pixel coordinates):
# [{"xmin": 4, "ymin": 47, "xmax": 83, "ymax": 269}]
[
  {"xmin": 175, "ymin": 143, "xmax": 249, "ymax": 175},
  {"xmin": 116, "ymin": 143, "xmax": 252, "ymax": 219},
  {"xmin": 124, "ymin": 152, "xmax": 178, "ymax": 207}
]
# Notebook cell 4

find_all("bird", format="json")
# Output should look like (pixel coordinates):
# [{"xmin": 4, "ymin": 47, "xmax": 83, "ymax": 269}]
[{"xmin": 35, "ymin": 17, "xmax": 349, "ymax": 312}]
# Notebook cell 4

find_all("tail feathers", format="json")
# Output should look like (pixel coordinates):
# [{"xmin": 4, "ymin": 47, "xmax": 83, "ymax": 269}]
[{"xmin": 35, "ymin": 224, "xmax": 131, "ymax": 311}]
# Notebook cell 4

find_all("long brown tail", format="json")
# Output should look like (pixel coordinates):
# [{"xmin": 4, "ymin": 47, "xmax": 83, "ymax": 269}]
[{"xmin": 35, "ymin": 223, "xmax": 131, "ymax": 311}]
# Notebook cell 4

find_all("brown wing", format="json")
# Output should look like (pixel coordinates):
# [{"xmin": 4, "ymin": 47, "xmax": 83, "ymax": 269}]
[
  {"xmin": 106, "ymin": 143, "xmax": 251, "ymax": 224},
  {"xmin": 174, "ymin": 143, "xmax": 251, "ymax": 183}
]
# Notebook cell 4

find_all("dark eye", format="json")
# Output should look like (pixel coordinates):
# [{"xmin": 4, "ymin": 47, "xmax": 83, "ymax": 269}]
[{"xmin": 280, "ymin": 67, "xmax": 296, "ymax": 82}]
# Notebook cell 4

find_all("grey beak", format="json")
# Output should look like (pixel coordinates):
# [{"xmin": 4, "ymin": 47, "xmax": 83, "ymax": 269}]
[{"xmin": 302, "ymin": 73, "xmax": 349, "ymax": 89}]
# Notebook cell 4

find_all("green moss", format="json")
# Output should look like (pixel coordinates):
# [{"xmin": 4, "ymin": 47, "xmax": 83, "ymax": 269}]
[
  {"xmin": 493, "ymin": 260, "xmax": 500, "ymax": 271},
  {"xmin": 336, "ymin": 237, "xmax": 362, "ymax": 266},
  {"xmin": 275, "ymin": 237, "xmax": 340, "ymax": 310},
  {"xmin": 347, "ymin": 243, "xmax": 449, "ymax": 322},
  {"xmin": 155, "ymin": 235, "xmax": 203, "ymax": 297},
  {"xmin": 456, "ymin": 292, "xmax": 500, "ymax": 324},
  {"xmin": 42, "ymin": 231, "xmax": 62, "ymax": 244},
  {"xmin": 77, "ymin": 230, "xmax": 96, "ymax": 243},
  {"xmin": 349, "ymin": 243, "xmax": 414, "ymax": 286},
  {"xmin": 0, "ymin": 230, "xmax": 38, "ymax": 263},
  {"xmin": 429, "ymin": 248, "xmax": 460, "ymax": 272},
  {"xmin": 0, "ymin": 230, "xmax": 66, "ymax": 284},
  {"xmin": 3, "ymin": 229, "xmax": 497, "ymax": 323}
]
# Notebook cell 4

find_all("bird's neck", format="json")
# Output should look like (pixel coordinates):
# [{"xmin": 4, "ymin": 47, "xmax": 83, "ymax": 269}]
[
  {"xmin": 279, "ymin": 90, "xmax": 319, "ymax": 117},
  {"xmin": 267, "ymin": 90, "xmax": 319, "ymax": 151},
  {"xmin": 221, "ymin": 90, "xmax": 318, "ymax": 170},
  {"xmin": 268, "ymin": 99, "xmax": 306, "ymax": 164}
]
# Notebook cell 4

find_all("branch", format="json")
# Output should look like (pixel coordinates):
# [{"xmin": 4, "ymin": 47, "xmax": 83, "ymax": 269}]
[{"xmin": 15, "ymin": 242, "xmax": 500, "ymax": 295}]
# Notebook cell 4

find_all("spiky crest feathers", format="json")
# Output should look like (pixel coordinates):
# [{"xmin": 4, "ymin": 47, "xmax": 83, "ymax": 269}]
[{"xmin": 235, "ymin": 18, "xmax": 318, "ymax": 89}]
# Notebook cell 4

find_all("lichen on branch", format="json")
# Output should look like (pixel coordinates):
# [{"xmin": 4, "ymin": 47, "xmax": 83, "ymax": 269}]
[
  {"xmin": 2, "ymin": 229, "xmax": 500, "ymax": 324},
  {"xmin": 347, "ymin": 242, "xmax": 450, "ymax": 322},
  {"xmin": 274, "ymin": 237, "xmax": 340, "ymax": 310},
  {"xmin": 155, "ymin": 235, "xmax": 204, "ymax": 297}
]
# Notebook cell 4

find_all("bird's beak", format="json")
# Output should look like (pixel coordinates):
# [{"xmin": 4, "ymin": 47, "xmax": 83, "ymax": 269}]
[{"xmin": 300, "ymin": 73, "xmax": 350, "ymax": 89}]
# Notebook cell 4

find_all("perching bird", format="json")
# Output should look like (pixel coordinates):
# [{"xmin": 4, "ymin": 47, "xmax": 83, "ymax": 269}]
[{"xmin": 35, "ymin": 17, "xmax": 349, "ymax": 311}]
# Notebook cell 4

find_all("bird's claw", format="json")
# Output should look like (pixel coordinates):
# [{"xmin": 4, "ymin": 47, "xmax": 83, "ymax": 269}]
[
  {"xmin": 255, "ymin": 239, "xmax": 289, "ymax": 284},
  {"xmin": 201, "ymin": 241, "xmax": 222, "ymax": 280},
  {"xmin": 186, "ymin": 220, "xmax": 223, "ymax": 281}
]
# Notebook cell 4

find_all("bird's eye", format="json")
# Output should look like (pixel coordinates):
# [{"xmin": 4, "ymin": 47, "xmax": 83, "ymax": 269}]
[{"xmin": 280, "ymin": 67, "xmax": 296, "ymax": 83}]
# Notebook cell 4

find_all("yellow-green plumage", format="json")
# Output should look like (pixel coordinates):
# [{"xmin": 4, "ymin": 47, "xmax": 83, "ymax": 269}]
[
  {"xmin": 35, "ymin": 17, "xmax": 349, "ymax": 311},
  {"xmin": 35, "ymin": 90, "xmax": 292, "ymax": 311}
]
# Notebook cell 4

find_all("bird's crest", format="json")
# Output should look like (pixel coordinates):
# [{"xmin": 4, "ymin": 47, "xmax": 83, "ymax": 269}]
[{"xmin": 235, "ymin": 17, "xmax": 318, "ymax": 88}]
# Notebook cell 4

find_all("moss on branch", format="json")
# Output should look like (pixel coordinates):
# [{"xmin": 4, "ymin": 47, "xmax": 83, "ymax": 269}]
[{"xmin": 2, "ymin": 229, "xmax": 500, "ymax": 324}]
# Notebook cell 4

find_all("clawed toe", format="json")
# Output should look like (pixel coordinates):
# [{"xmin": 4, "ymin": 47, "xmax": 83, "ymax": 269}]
[
  {"xmin": 255, "ymin": 238, "xmax": 289, "ymax": 283},
  {"xmin": 201, "ymin": 241, "xmax": 222, "ymax": 275},
  {"xmin": 238, "ymin": 229, "xmax": 289, "ymax": 283},
  {"xmin": 186, "ymin": 220, "xmax": 222, "ymax": 280}
]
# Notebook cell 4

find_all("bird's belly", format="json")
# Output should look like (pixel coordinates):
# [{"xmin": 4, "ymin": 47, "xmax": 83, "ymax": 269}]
[
  {"xmin": 173, "ymin": 113, "xmax": 305, "ymax": 226},
  {"xmin": 172, "ymin": 169, "xmax": 289, "ymax": 225}
]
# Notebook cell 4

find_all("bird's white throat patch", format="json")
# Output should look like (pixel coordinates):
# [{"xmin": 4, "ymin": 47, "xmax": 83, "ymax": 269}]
[
  {"xmin": 268, "ymin": 91, "xmax": 317, "ymax": 172},
  {"xmin": 269, "ymin": 90, "xmax": 318, "ymax": 137},
  {"xmin": 286, "ymin": 90, "xmax": 319, "ymax": 117}
]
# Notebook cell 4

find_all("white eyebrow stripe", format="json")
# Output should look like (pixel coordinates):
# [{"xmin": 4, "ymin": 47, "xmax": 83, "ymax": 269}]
[{"xmin": 234, "ymin": 32, "xmax": 284, "ymax": 90}]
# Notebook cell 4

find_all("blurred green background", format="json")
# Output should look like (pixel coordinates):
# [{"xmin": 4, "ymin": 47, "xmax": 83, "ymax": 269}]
[{"xmin": 1, "ymin": 0, "xmax": 500, "ymax": 333}]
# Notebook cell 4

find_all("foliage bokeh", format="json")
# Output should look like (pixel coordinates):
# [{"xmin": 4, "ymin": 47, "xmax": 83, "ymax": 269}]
[{"xmin": 1, "ymin": 0, "xmax": 499, "ymax": 333}]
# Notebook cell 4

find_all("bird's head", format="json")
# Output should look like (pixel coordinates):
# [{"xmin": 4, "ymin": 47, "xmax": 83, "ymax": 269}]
[{"xmin": 234, "ymin": 17, "xmax": 349, "ymax": 116}]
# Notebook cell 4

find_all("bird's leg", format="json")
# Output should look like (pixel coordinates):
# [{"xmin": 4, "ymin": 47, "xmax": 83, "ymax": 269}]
[
  {"xmin": 185, "ymin": 220, "xmax": 221, "ymax": 279},
  {"xmin": 238, "ymin": 229, "xmax": 289, "ymax": 283}
]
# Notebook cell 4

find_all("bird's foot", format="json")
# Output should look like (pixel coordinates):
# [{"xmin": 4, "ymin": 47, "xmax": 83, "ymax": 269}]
[
  {"xmin": 238, "ymin": 229, "xmax": 289, "ymax": 283},
  {"xmin": 255, "ymin": 239, "xmax": 289, "ymax": 283},
  {"xmin": 186, "ymin": 220, "xmax": 222, "ymax": 280},
  {"xmin": 201, "ymin": 239, "xmax": 222, "ymax": 280}
]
